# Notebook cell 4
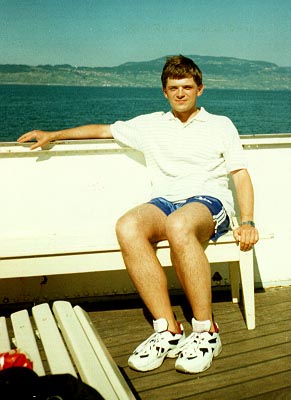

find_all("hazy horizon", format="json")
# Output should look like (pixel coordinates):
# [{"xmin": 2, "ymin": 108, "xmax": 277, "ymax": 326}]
[{"xmin": 1, "ymin": 0, "xmax": 290, "ymax": 68}]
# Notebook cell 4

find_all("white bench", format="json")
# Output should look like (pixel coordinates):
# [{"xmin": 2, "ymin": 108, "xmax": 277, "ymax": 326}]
[
  {"xmin": 0, "ymin": 301, "xmax": 136, "ymax": 400},
  {"xmin": 0, "ymin": 222, "xmax": 272, "ymax": 330},
  {"xmin": 0, "ymin": 141, "xmax": 273, "ymax": 331}
]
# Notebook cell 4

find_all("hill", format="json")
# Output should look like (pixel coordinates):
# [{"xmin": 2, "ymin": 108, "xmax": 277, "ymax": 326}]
[{"xmin": 0, "ymin": 55, "xmax": 290, "ymax": 90}]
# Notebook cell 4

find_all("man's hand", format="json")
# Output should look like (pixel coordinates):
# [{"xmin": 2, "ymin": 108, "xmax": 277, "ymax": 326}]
[
  {"xmin": 17, "ymin": 125, "xmax": 113, "ymax": 150},
  {"xmin": 233, "ymin": 224, "xmax": 259, "ymax": 251},
  {"xmin": 17, "ymin": 130, "xmax": 55, "ymax": 150}
]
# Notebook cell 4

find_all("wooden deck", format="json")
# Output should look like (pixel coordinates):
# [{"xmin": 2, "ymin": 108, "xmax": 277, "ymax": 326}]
[
  {"xmin": 85, "ymin": 286, "xmax": 291, "ymax": 400},
  {"xmin": 1, "ymin": 287, "xmax": 290, "ymax": 399}
]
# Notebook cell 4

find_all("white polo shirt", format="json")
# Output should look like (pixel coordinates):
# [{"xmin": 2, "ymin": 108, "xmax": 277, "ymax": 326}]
[{"xmin": 110, "ymin": 107, "xmax": 247, "ymax": 217}]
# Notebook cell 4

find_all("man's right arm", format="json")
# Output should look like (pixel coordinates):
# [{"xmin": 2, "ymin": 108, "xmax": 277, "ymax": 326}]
[{"xmin": 17, "ymin": 124, "xmax": 113, "ymax": 150}]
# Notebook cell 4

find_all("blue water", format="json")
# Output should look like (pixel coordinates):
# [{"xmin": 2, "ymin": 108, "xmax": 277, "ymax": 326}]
[{"xmin": 0, "ymin": 85, "xmax": 290, "ymax": 141}]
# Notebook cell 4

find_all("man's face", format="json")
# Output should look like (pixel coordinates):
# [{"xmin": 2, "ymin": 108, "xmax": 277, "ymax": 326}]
[{"xmin": 163, "ymin": 77, "xmax": 204, "ymax": 115}]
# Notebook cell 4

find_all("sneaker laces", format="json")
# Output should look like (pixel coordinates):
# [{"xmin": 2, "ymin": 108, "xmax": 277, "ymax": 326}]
[
  {"xmin": 176, "ymin": 331, "xmax": 201, "ymax": 355},
  {"xmin": 179, "ymin": 329, "xmax": 219, "ymax": 358},
  {"xmin": 133, "ymin": 331, "xmax": 167, "ymax": 357}
]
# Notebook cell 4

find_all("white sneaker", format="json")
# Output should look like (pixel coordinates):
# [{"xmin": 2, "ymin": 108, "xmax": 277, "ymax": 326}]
[
  {"xmin": 128, "ymin": 318, "xmax": 185, "ymax": 372},
  {"xmin": 175, "ymin": 317, "xmax": 222, "ymax": 374}
]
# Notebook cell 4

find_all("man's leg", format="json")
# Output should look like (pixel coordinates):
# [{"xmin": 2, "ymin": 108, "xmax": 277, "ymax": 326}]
[
  {"xmin": 116, "ymin": 203, "xmax": 186, "ymax": 372},
  {"xmin": 164, "ymin": 202, "xmax": 223, "ymax": 374},
  {"xmin": 115, "ymin": 203, "xmax": 180, "ymax": 333},
  {"xmin": 165, "ymin": 202, "xmax": 216, "ymax": 331}
]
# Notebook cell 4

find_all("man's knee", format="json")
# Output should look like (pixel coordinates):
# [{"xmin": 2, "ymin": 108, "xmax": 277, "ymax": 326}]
[
  {"xmin": 165, "ymin": 213, "xmax": 191, "ymax": 245},
  {"xmin": 165, "ymin": 211, "xmax": 213, "ymax": 245},
  {"xmin": 115, "ymin": 213, "xmax": 138, "ymax": 242}
]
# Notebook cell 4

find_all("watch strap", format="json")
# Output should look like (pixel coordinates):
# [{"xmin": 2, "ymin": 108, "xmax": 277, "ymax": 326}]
[{"xmin": 241, "ymin": 220, "xmax": 255, "ymax": 227}]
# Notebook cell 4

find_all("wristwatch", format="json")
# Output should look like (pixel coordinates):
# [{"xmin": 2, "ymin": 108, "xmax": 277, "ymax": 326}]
[{"xmin": 241, "ymin": 221, "xmax": 255, "ymax": 227}]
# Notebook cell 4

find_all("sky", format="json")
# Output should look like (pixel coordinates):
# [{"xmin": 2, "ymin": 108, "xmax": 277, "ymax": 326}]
[{"xmin": 1, "ymin": 0, "xmax": 291, "ymax": 68}]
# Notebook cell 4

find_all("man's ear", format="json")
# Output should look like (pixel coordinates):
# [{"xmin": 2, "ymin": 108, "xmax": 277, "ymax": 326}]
[
  {"xmin": 163, "ymin": 88, "xmax": 168, "ymax": 99},
  {"xmin": 198, "ymin": 84, "xmax": 204, "ymax": 96}
]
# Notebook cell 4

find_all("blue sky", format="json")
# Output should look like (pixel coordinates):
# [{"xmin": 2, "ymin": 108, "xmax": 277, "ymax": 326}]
[{"xmin": 1, "ymin": 0, "xmax": 291, "ymax": 67}]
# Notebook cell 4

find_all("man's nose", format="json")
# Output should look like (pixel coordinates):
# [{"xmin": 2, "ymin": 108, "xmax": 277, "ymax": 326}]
[{"xmin": 177, "ymin": 87, "xmax": 185, "ymax": 97}]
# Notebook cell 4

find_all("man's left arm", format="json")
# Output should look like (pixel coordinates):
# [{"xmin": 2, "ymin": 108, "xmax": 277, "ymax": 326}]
[{"xmin": 231, "ymin": 169, "xmax": 259, "ymax": 251}]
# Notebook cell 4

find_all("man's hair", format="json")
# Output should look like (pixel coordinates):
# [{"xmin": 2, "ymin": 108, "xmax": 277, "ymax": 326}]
[{"xmin": 161, "ymin": 55, "xmax": 203, "ymax": 89}]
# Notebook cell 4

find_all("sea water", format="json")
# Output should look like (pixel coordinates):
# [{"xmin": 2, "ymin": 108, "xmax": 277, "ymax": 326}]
[{"xmin": 0, "ymin": 85, "xmax": 290, "ymax": 141}]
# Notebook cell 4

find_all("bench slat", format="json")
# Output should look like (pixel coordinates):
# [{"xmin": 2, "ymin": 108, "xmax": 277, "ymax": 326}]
[
  {"xmin": 10, "ymin": 309, "xmax": 45, "ymax": 376},
  {"xmin": 0, "ymin": 231, "xmax": 273, "ymax": 260},
  {"xmin": 74, "ymin": 304, "xmax": 136, "ymax": 400},
  {"xmin": 2, "ymin": 229, "xmax": 275, "ymax": 259},
  {"xmin": 0, "ymin": 241, "xmax": 242, "ymax": 279},
  {"xmin": 52, "ymin": 301, "xmax": 122, "ymax": 400},
  {"xmin": 32, "ymin": 303, "xmax": 76, "ymax": 376},
  {"xmin": 0, "ymin": 233, "xmax": 236, "ymax": 258},
  {"xmin": 0, "ymin": 317, "xmax": 11, "ymax": 352}
]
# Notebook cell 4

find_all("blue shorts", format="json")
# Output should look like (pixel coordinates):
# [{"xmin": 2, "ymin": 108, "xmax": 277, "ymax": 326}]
[{"xmin": 148, "ymin": 195, "xmax": 230, "ymax": 241}]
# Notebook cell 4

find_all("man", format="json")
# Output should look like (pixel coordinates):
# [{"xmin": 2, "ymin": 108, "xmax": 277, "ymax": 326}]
[{"xmin": 18, "ymin": 55, "xmax": 259, "ymax": 374}]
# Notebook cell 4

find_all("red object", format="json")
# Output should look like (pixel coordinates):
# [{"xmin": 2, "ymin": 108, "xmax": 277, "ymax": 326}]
[{"xmin": 0, "ymin": 350, "xmax": 33, "ymax": 371}]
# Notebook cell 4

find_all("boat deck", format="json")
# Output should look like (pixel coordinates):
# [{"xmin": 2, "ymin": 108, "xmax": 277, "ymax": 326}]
[
  {"xmin": 1, "ymin": 286, "xmax": 290, "ymax": 399},
  {"xmin": 86, "ymin": 286, "xmax": 291, "ymax": 400}
]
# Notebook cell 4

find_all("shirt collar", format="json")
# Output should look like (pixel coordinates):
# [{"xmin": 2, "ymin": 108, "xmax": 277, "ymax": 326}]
[{"xmin": 164, "ymin": 107, "xmax": 209, "ymax": 123}]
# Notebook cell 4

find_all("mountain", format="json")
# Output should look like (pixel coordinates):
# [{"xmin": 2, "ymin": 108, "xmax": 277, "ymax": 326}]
[{"xmin": 0, "ymin": 55, "xmax": 290, "ymax": 90}]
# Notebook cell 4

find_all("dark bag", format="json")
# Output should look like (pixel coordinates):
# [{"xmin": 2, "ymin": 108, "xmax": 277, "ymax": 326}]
[{"xmin": 0, "ymin": 367, "xmax": 105, "ymax": 400}]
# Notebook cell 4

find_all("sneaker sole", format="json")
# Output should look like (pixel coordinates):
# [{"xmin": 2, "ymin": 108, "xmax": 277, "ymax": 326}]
[
  {"xmin": 128, "ymin": 341, "xmax": 186, "ymax": 371},
  {"xmin": 128, "ymin": 354, "xmax": 167, "ymax": 372},
  {"xmin": 128, "ymin": 330, "xmax": 186, "ymax": 371},
  {"xmin": 175, "ymin": 343, "xmax": 222, "ymax": 374}
]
